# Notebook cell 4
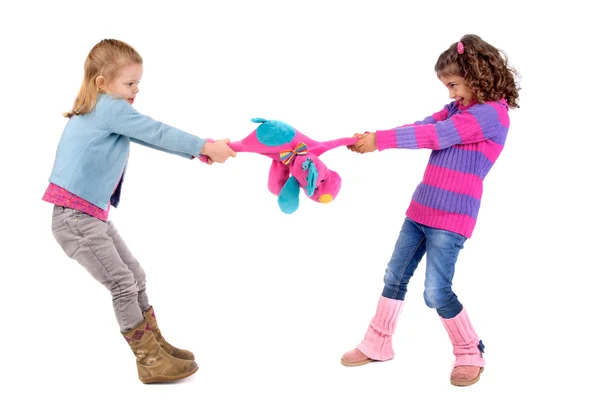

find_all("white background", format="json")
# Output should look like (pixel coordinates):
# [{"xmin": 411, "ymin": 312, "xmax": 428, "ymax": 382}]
[{"xmin": 1, "ymin": 0, "xmax": 598, "ymax": 399}]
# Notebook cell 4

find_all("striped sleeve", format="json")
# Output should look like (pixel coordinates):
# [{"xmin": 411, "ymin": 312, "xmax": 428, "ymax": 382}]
[
  {"xmin": 385, "ymin": 105, "xmax": 449, "ymax": 132},
  {"xmin": 375, "ymin": 102, "xmax": 507, "ymax": 151}
]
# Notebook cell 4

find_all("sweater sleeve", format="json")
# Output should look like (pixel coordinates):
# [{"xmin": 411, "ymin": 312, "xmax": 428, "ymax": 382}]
[
  {"xmin": 385, "ymin": 105, "xmax": 451, "ymax": 131},
  {"xmin": 105, "ymin": 97, "xmax": 206, "ymax": 159},
  {"xmin": 375, "ymin": 101, "xmax": 505, "ymax": 151},
  {"xmin": 130, "ymin": 137, "xmax": 197, "ymax": 159}
]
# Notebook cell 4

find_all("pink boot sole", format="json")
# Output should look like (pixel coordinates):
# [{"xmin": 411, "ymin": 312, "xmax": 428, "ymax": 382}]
[
  {"xmin": 450, "ymin": 366, "xmax": 484, "ymax": 386},
  {"xmin": 340, "ymin": 348, "xmax": 377, "ymax": 367}
]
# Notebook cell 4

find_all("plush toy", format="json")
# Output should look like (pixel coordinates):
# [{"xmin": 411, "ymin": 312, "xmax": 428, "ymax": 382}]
[{"xmin": 201, "ymin": 118, "xmax": 358, "ymax": 214}]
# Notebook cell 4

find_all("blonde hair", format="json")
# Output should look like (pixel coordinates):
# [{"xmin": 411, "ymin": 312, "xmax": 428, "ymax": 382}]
[{"xmin": 64, "ymin": 39, "xmax": 143, "ymax": 118}]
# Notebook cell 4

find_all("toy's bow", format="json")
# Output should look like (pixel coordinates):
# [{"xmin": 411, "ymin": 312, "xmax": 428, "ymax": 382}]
[{"xmin": 280, "ymin": 142, "xmax": 308, "ymax": 165}]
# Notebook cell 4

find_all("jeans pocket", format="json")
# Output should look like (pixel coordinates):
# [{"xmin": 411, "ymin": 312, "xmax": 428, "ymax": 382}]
[{"xmin": 52, "ymin": 219, "xmax": 80, "ymax": 258}]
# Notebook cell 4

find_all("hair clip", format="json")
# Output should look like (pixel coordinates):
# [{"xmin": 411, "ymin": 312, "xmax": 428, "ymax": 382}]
[{"xmin": 457, "ymin": 41, "xmax": 464, "ymax": 55}]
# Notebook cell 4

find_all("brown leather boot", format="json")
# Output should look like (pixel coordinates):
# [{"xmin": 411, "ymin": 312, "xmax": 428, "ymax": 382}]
[
  {"xmin": 143, "ymin": 306, "xmax": 195, "ymax": 361},
  {"xmin": 122, "ymin": 318, "xmax": 198, "ymax": 384}
]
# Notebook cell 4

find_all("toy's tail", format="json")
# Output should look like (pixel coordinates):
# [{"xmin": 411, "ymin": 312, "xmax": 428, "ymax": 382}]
[
  {"xmin": 313, "ymin": 137, "xmax": 359, "ymax": 155},
  {"xmin": 198, "ymin": 138, "xmax": 272, "ymax": 159},
  {"xmin": 228, "ymin": 141, "xmax": 245, "ymax": 152}
]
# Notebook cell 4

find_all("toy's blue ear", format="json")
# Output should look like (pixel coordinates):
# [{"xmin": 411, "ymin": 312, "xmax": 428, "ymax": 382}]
[
  {"xmin": 306, "ymin": 162, "xmax": 318, "ymax": 197},
  {"xmin": 251, "ymin": 117, "xmax": 295, "ymax": 146},
  {"xmin": 278, "ymin": 176, "xmax": 300, "ymax": 214}
]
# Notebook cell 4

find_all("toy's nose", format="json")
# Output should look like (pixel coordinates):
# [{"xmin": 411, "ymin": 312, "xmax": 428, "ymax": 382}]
[{"xmin": 319, "ymin": 194, "xmax": 333, "ymax": 203}]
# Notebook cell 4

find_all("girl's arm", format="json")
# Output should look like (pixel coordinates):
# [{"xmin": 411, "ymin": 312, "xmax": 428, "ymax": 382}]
[
  {"xmin": 105, "ymin": 98, "xmax": 206, "ymax": 159},
  {"xmin": 376, "ymin": 101, "xmax": 507, "ymax": 151},
  {"xmin": 129, "ymin": 137, "xmax": 197, "ymax": 158}
]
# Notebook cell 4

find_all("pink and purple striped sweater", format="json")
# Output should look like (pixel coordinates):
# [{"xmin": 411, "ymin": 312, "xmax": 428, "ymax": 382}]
[{"xmin": 376, "ymin": 99, "xmax": 509, "ymax": 238}]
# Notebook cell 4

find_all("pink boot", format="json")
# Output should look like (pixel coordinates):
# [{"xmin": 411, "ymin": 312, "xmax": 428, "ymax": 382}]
[
  {"xmin": 341, "ymin": 296, "xmax": 403, "ymax": 367},
  {"xmin": 440, "ymin": 308, "xmax": 485, "ymax": 386}
]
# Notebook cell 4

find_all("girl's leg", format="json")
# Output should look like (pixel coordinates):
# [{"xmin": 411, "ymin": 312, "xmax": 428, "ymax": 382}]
[
  {"xmin": 421, "ymin": 226, "xmax": 484, "ymax": 386},
  {"xmin": 51, "ymin": 206, "xmax": 199, "ymax": 383},
  {"xmin": 106, "ymin": 221, "xmax": 149, "ymax": 312},
  {"xmin": 108, "ymin": 220, "xmax": 195, "ymax": 361},
  {"xmin": 439, "ymin": 308, "xmax": 485, "ymax": 386},
  {"xmin": 341, "ymin": 218, "xmax": 426, "ymax": 366},
  {"xmin": 422, "ymin": 226, "xmax": 465, "ymax": 318},
  {"xmin": 382, "ymin": 218, "xmax": 427, "ymax": 301},
  {"xmin": 51, "ymin": 206, "xmax": 143, "ymax": 331}
]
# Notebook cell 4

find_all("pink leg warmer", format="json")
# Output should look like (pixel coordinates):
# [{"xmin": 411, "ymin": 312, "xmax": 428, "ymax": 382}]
[
  {"xmin": 356, "ymin": 296, "xmax": 404, "ymax": 361},
  {"xmin": 440, "ymin": 308, "xmax": 485, "ymax": 367}
]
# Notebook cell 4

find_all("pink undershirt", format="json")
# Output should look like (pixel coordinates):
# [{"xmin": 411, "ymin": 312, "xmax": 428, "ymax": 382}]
[
  {"xmin": 43, "ymin": 183, "xmax": 110, "ymax": 220},
  {"xmin": 43, "ymin": 171, "xmax": 124, "ymax": 221}
]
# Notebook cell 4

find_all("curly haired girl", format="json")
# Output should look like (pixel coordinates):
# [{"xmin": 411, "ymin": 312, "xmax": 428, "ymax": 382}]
[{"xmin": 344, "ymin": 34, "xmax": 520, "ymax": 387}]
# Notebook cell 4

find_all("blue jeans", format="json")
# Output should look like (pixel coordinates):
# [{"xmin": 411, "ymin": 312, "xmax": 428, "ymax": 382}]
[{"xmin": 382, "ymin": 218, "xmax": 467, "ymax": 318}]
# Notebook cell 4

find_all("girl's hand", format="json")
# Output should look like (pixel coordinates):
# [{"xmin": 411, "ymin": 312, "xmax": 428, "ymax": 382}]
[
  {"xmin": 347, "ymin": 132, "xmax": 367, "ymax": 152},
  {"xmin": 200, "ymin": 139, "xmax": 237, "ymax": 163},
  {"xmin": 353, "ymin": 132, "xmax": 377, "ymax": 153}
]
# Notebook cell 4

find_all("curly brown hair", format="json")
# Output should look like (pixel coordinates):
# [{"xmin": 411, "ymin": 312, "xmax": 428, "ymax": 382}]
[{"xmin": 435, "ymin": 34, "xmax": 520, "ymax": 109}]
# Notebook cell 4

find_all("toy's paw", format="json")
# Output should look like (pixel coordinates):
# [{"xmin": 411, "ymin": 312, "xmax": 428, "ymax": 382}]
[
  {"xmin": 278, "ymin": 195, "xmax": 299, "ymax": 214},
  {"xmin": 252, "ymin": 117, "xmax": 296, "ymax": 146},
  {"xmin": 278, "ymin": 176, "xmax": 301, "ymax": 214}
]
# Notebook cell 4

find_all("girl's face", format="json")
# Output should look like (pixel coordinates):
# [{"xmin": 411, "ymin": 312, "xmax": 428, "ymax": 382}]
[
  {"xmin": 106, "ymin": 63, "xmax": 143, "ymax": 104},
  {"xmin": 439, "ymin": 74, "xmax": 474, "ymax": 107}
]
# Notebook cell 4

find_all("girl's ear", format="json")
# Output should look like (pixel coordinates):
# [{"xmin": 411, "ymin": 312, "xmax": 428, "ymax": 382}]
[
  {"xmin": 95, "ymin": 76, "xmax": 105, "ymax": 91},
  {"xmin": 306, "ymin": 162, "xmax": 319, "ymax": 197}
]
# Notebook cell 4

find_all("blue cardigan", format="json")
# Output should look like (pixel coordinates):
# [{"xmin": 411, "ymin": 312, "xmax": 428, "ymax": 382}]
[{"xmin": 48, "ymin": 94, "xmax": 206, "ymax": 209}]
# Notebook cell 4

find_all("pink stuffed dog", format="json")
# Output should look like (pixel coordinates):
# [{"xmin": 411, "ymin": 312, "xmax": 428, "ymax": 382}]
[{"xmin": 201, "ymin": 118, "xmax": 358, "ymax": 214}]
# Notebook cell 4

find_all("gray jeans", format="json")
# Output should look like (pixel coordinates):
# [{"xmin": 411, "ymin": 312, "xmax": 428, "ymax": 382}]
[{"xmin": 51, "ymin": 205, "xmax": 149, "ymax": 331}]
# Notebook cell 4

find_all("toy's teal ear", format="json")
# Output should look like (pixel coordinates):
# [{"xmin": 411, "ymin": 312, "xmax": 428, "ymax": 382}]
[
  {"xmin": 251, "ymin": 117, "xmax": 295, "ymax": 146},
  {"xmin": 278, "ymin": 176, "xmax": 300, "ymax": 214},
  {"xmin": 306, "ymin": 162, "xmax": 318, "ymax": 197}
]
